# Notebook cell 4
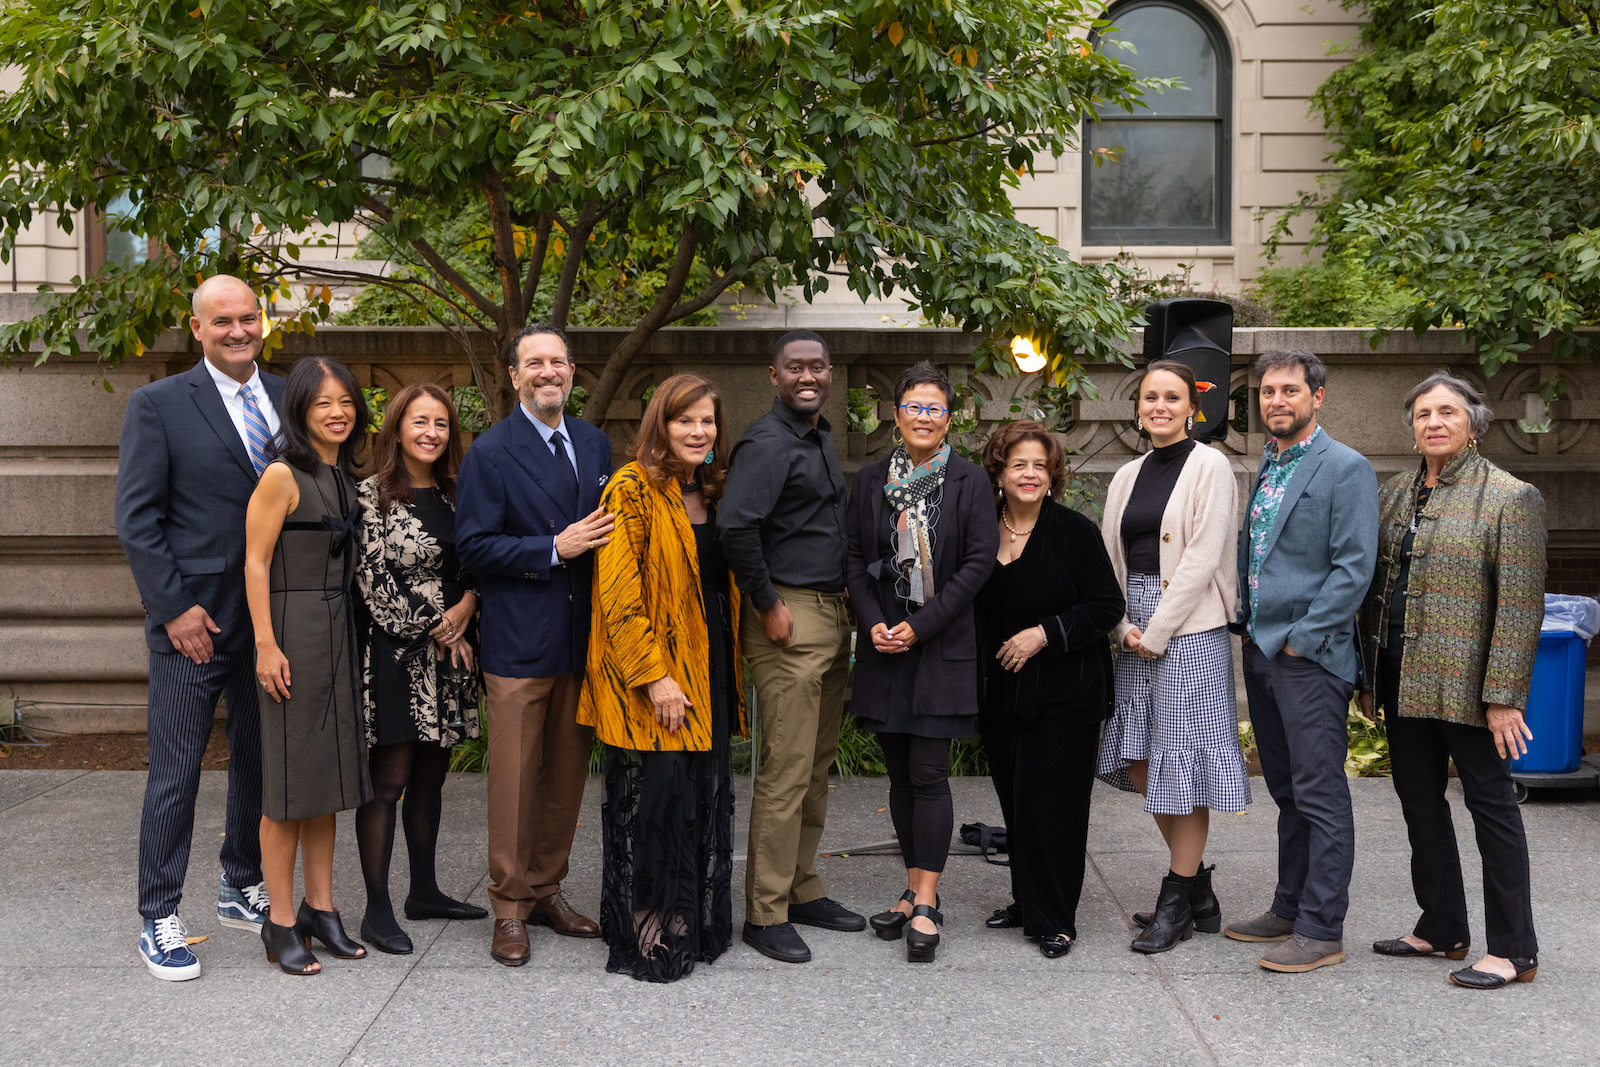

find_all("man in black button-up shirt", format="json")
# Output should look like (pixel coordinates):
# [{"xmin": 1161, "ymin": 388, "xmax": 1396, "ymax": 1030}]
[{"xmin": 719, "ymin": 330, "xmax": 865, "ymax": 962}]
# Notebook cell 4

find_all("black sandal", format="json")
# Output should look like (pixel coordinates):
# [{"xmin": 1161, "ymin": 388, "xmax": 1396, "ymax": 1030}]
[
  {"xmin": 905, "ymin": 904, "xmax": 943, "ymax": 964},
  {"xmin": 1449, "ymin": 957, "xmax": 1537, "ymax": 988},
  {"xmin": 1373, "ymin": 938, "xmax": 1469, "ymax": 960},
  {"xmin": 870, "ymin": 891, "xmax": 916, "ymax": 941}
]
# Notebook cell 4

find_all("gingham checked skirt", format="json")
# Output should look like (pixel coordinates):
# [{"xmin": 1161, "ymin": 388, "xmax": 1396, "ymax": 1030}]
[{"xmin": 1096, "ymin": 572, "xmax": 1252, "ymax": 815}]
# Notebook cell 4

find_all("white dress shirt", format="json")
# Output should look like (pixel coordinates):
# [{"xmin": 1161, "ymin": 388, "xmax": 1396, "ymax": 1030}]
[
  {"xmin": 203, "ymin": 356, "xmax": 281, "ymax": 448},
  {"xmin": 521, "ymin": 403, "xmax": 579, "ymax": 566}
]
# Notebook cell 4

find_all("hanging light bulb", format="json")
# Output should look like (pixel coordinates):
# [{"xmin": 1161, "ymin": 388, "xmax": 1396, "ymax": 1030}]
[{"xmin": 1011, "ymin": 335, "xmax": 1047, "ymax": 373}]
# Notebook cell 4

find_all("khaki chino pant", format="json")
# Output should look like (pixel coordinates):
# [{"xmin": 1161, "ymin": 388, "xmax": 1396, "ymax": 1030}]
[
  {"xmin": 741, "ymin": 584, "xmax": 852, "ymax": 926},
  {"xmin": 483, "ymin": 671, "xmax": 593, "ymax": 920}
]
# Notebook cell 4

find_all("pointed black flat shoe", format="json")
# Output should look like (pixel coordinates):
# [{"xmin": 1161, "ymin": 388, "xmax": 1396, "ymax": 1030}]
[
  {"xmin": 262, "ymin": 918, "xmax": 320, "ymax": 975},
  {"xmin": 1039, "ymin": 934, "xmax": 1072, "ymax": 959},
  {"xmin": 296, "ymin": 900, "xmax": 367, "ymax": 959},
  {"xmin": 1373, "ymin": 937, "xmax": 1468, "ymax": 960},
  {"xmin": 361, "ymin": 915, "xmax": 414, "ymax": 955},
  {"xmin": 404, "ymin": 895, "xmax": 489, "ymax": 921},
  {"xmin": 1450, "ymin": 957, "xmax": 1537, "ymax": 988},
  {"xmin": 986, "ymin": 904, "xmax": 1023, "ymax": 929}
]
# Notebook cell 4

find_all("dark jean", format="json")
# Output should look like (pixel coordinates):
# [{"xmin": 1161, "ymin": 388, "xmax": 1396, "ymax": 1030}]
[{"xmin": 1242, "ymin": 643, "xmax": 1355, "ymax": 942}]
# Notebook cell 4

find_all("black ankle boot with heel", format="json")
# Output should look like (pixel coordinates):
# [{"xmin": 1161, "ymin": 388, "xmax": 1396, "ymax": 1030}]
[
  {"xmin": 904, "ymin": 904, "xmax": 943, "ymax": 963},
  {"xmin": 1133, "ymin": 863, "xmax": 1219, "ymax": 933},
  {"xmin": 296, "ymin": 900, "xmax": 367, "ymax": 959},
  {"xmin": 262, "ymin": 918, "xmax": 320, "ymax": 975},
  {"xmin": 1131, "ymin": 873, "xmax": 1195, "ymax": 954}
]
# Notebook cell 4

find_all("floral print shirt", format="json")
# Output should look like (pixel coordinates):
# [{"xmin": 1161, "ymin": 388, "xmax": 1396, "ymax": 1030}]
[{"xmin": 1246, "ymin": 426, "xmax": 1323, "ymax": 639}]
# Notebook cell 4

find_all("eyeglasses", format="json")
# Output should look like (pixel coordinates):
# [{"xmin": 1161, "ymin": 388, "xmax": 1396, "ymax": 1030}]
[{"xmin": 898, "ymin": 403, "xmax": 950, "ymax": 419}]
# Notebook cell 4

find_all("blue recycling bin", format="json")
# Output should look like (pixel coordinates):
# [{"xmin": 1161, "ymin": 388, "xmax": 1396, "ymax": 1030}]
[{"xmin": 1511, "ymin": 631, "xmax": 1589, "ymax": 775}]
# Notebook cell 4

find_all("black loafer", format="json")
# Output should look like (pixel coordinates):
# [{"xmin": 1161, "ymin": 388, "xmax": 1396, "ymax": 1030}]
[
  {"xmin": 1039, "ymin": 934, "xmax": 1072, "ymax": 959},
  {"xmin": 742, "ymin": 921, "xmax": 812, "ymax": 963},
  {"xmin": 788, "ymin": 897, "xmax": 867, "ymax": 932},
  {"xmin": 360, "ymin": 916, "xmax": 414, "ymax": 955},
  {"xmin": 986, "ymin": 905, "xmax": 1023, "ymax": 929}
]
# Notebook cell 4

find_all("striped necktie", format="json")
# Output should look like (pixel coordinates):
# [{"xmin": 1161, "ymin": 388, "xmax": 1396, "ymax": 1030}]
[{"xmin": 238, "ymin": 382, "xmax": 273, "ymax": 476}]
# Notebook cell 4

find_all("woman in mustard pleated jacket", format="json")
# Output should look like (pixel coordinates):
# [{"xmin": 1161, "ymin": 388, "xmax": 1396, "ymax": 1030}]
[{"xmin": 578, "ymin": 373, "xmax": 746, "ymax": 983}]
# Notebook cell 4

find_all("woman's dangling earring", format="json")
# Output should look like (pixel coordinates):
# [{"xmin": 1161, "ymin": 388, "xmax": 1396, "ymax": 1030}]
[
  {"xmin": 1186, "ymin": 415, "xmax": 1194, "ymax": 431},
  {"xmin": 1412, "ymin": 441, "xmax": 1421, "ymax": 454},
  {"xmin": 1135, "ymin": 416, "xmax": 1143, "ymax": 433},
  {"xmin": 704, "ymin": 448, "xmax": 715, "ymax": 464}
]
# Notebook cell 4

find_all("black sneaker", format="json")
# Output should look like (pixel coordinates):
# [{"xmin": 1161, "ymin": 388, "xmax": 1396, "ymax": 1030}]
[
  {"xmin": 742, "ymin": 921, "xmax": 812, "ymax": 963},
  {"xmin": 787, "ymin": 897, "xmax": 867, "ymax": 932}
]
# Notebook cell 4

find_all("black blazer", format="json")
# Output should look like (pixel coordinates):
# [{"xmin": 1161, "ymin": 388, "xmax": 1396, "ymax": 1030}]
[
  {"xmin": 845, "ymin": 453, "xmax": 999, "ymax": 720},
  {"xmin": 975, "ymin": 498, "xmax": 1124, "ymax": 722},
  {"xmin": 455, "ymin": 410, "xmax": 612, "ymax": 678},
  {"xmin": 114, "ymin": 360, "xmax": 286, "ymax": 654}
]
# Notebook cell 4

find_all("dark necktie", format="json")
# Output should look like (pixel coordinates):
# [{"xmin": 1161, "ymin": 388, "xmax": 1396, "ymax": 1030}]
[{"xmin": 549, "ymin": 429, "xmax": 579, "ymax": 512}]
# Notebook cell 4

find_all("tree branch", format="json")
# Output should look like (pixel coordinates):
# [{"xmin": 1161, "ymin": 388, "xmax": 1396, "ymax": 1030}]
[
  {"xmin": 482, "ymin": 168, "xmax": 523, "ymax": 327},
  {"xmin": 912, "ymin": 121, "xmax": 1004, "ymax": 148},
  {"xmin": 518, "ymin": 213, "xmax": 555, "ymax": 323},
  {"xmin": 548, "ymin": 200, "xmax": 602, "ymax": 331},
  {"xmin": 364, "ymin": 195, "xmax": 504, "ymax": 325},
  {"xmin": 664, "ymin": 251, "xmax": 764, "ymax": 324}
]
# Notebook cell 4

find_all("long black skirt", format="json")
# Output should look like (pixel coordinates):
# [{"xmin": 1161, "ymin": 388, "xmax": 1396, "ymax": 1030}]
[{"xmin": 599, "ymin": 727, "xmax": 733, "ymax": 982}]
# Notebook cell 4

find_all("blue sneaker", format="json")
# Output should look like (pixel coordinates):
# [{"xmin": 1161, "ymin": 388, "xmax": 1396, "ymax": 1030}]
[
  {"xmin": 139, "ymin": 913, "xmax": 201, "ymax": 981},
  {"xmin": 217, "ymin": 875, "xmax": 270, "ymax": 930}
]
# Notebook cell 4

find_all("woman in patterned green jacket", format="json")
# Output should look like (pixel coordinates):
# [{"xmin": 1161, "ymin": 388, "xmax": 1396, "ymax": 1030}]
[{"xmin": 1359, "ymin": 370, "xmax": 1546, "ymax": 990}]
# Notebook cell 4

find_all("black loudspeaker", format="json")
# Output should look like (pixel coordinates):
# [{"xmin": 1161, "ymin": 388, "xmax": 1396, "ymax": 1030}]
[{"xmin": 1142, "ymin": 298, "xmax": 1233, "ymax": 444}]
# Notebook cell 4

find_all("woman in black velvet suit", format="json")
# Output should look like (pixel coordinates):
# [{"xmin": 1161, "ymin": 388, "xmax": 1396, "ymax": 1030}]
[{"xmin": 975, "ymin": 421, "xmax": 1125, "ymax": 958}]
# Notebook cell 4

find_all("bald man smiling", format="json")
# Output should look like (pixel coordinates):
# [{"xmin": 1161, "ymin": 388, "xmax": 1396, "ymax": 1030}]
[{"xmin": 115, "ymin": 275, "xmax": 285, "ymax": 980}]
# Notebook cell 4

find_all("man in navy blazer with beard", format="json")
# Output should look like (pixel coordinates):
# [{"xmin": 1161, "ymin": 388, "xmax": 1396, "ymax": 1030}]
[
  {"xmin": 456, "ymin": 323, "xmax": 614, "ymax": 966},
  {"xmin": 116, "ymin": 274, "xmax": 282, "ymax": 981}
]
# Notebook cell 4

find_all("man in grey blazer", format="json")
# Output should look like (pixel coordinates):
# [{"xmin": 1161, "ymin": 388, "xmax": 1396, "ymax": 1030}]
[
  {"xmin": 115, "ymin": 275, "xmax": 281, "ymax": 980},
  {"xmin": 1225, "ymin": 349, "xmax": 1378, "ymax": 973}
]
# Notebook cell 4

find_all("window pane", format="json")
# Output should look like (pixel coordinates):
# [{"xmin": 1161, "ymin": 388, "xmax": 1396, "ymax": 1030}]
[
  {"xmin": 1087, "ymin": 121, "xmax": 1215, "ymax": 230},
  {"xmin": 1102, "ymin": 5, "xmax": 1216, "ymax": 116},
  {"xmin": 105, "ymin": 192, "xmax": 147, "ymax": 268}
]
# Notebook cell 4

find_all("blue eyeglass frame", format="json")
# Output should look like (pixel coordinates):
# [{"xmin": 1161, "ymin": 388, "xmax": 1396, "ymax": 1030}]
[{"xmin": 897, "ymin": 403, "xmax": 951, "ymax": 419}]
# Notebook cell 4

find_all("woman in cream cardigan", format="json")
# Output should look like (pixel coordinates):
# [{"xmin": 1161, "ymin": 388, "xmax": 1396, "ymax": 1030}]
[{"xmin": 1098, "ymin": 360, "xmax": 1252, "ymax": 955}]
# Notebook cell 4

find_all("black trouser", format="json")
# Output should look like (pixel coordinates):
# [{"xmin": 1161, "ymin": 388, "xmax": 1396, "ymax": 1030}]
[
  {"xmin": 878, "ymin": 733, "xmax": 954, "ymax": 874},
  {"xmin": 1242, "ymin": 643, "xmax": 1356, "ymax": 942},
  {"xmin": 1379, "ymin": 652, "xmax": 1538, "ymax": 959},
  {"xmin": 139, "ymin": 649, "xmax": 263, "ymax": 919},
  {"xmin": 980, "ymin": 712, "xmax": 1100, "ymax": 940}
]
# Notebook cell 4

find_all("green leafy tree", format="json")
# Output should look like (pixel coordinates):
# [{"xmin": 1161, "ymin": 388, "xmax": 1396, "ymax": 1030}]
[
  {"xmin": 0, "ymin": 0, "xmax": 1150, "ymax": 421},
  {"xmin": 1279, "ymin": 0, "xmax": 1600, "ymax": 373}
]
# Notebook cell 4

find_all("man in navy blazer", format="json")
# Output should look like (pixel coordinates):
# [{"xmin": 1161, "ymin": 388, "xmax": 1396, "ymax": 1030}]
[
  {"xmin": 456, "ymin": 323, "xmax": 614, "ymax": 966},
  {"xmin": 115, "ymin": 275, "xmax": 282, "ymax": 981},
  {"xmin": 1224, "ymin": 348, "xmax": 1378, "ymax": 974}
]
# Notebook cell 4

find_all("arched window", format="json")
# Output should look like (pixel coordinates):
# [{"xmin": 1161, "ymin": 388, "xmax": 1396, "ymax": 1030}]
[{"xmin": 1083, "ymin": 0, "xmax": 1231, "ymax": 245}]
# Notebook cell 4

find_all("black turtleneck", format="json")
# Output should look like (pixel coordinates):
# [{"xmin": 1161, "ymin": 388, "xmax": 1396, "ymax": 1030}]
[{"xmin": 1121, "ymin": 436, "xmax": 1198, "ymax": 574}]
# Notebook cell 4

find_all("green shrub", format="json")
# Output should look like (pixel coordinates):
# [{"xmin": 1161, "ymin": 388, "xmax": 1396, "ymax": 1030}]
[{"xmin": 1249, "ymin": 242, "xmax": 1414, "ymax": 328}]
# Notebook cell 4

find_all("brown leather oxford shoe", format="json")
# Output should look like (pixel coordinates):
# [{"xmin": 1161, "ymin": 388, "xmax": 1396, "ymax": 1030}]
[
  {"xmin": 490, "ymin": 918, "xmax": 530, "ymax": 966},
  {"xmin": 527, "ymin": 891, "xmax": 599, "ymax": 938}
]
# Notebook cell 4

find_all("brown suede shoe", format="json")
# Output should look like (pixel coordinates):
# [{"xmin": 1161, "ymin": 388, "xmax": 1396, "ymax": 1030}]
[
  {"xmin": 528, "ymin": 891, "xmax": 600, "ymax": 938},
  {"xmin": 490, "ymin": 918, "xmax": 530, "ymax": 966}
]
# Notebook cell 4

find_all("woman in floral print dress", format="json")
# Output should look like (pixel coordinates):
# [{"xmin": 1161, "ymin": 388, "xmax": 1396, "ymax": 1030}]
[{"xmin": 355, "ymin": 383, "xmax": 488, "ymax": 954}]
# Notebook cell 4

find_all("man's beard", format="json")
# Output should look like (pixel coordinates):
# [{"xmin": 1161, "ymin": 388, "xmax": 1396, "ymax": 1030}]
[
  {"xmin": 522, "ymin": 379, "xmax": 571, "ymax": 420},
  {"xmin": 1269, "ymin": 409, "xmax": 1312, "ymax": 441}
]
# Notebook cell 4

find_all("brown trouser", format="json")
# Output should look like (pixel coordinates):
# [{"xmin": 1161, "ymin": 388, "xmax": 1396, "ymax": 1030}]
[
  {"xmin": 742, "ymin": 584, "xmax": 852, "ymax": 926},
  {"xmin": 483, "ymin": 671, "xmax": 592, "ymax": 920}
]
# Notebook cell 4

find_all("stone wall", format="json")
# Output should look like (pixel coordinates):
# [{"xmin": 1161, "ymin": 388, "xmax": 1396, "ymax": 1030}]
[{"xmin": 2, "ymin": 321, "xmax": 1596, "ymax": 733}]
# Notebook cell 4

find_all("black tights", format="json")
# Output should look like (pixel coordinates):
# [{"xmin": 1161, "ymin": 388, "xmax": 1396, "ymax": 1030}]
[
  {"xmin": 355, "ymin": 742, "xmax": 454, "ymax": 935},
  {"xmin": 878, "ymin": 733, "xmax": 953, "ymax": 874}
]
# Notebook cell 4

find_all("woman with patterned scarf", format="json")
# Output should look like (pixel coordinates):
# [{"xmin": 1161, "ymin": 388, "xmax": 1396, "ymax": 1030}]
[{"xmin": 845, "ymin": 361, "xmax": 999, "ymax": 963}]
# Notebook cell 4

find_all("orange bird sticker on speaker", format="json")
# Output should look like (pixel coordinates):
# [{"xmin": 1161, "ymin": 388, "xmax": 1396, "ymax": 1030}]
[{"xmin": 1194, "ymin": 379, "xmax": 1217, "ymax": 421}]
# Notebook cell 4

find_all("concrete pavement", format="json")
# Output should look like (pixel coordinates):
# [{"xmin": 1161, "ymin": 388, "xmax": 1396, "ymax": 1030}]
[{"xmin": 2, "ymin": 769, "xmax": 1597, "ymax": 1066}]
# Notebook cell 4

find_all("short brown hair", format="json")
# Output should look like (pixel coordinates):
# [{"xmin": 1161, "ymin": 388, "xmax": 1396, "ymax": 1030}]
[
  {"xmin": 368, "ymin": 382, "xmax": 464, "ymax": 513},
  {"xmin": 981, "ymin": 420, "xmax": 1068, "ymax": 499},
  {"xmin": 633, "ymin": 373, "xmax": 728, "ymax": 501}
]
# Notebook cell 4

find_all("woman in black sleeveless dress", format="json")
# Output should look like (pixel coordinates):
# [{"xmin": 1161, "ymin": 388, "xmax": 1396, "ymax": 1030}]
[
  {"xmin": 355, "ymin": 383, "xmax": 487, "ymax": 955},
  {"xmin": 245, "ymin": 357, "xmax": 372, "ymax": 975}
]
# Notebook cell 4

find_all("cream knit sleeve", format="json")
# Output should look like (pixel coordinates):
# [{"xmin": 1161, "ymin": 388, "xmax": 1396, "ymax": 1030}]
[{"xmin": 1139, "ymin": 448, "xmax": 1237, "ymax": 655}]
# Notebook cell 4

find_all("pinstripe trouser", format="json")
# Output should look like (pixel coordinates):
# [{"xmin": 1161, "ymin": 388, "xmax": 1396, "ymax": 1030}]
[{"xmin": 138, "ymin": 649, "xmax": 265, "ymax": 919}]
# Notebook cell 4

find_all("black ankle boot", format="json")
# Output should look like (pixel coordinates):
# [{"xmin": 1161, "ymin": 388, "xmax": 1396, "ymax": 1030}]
[
  {"xmin": 262, "ymin": 917, "xmax": 320, "ymax": 975},
  {"xmin": 296, "ymin": 900, "xmax": 367, "ymax": 959},
  {"xmin": 1133, "ymin": 864, "xmax": 1220, "ymax": 933},
  {"xmin": 1130, "ymin": 874, "xmax": 1194, "ymax": 954}
]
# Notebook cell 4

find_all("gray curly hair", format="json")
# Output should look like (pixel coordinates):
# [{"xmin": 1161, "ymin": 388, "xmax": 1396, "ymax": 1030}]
[{"xmin": 1401, "ymin": 370, "xmax": 1493, "ymax": 439}]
